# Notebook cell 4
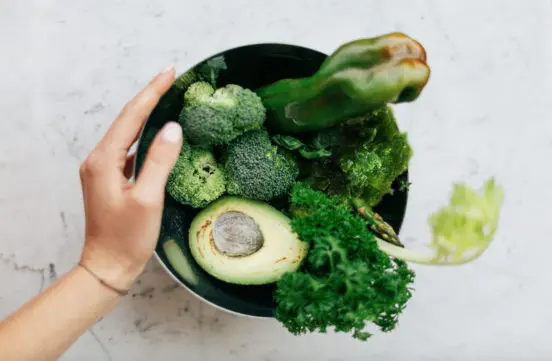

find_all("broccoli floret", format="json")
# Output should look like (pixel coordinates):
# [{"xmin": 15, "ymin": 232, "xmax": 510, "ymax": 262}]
[
  {"xmin": 341, "ymin": 132, "xmax": 413, "ymax": 207},
  {"xmin": 298, "ymin": 105, "xmax": 411, "ymax": 207},
  {"xmin": 224, "ymin": 130, "xmax": 299, "ymax": 201},
  {"xmin": 296, "ymin": 106, "xmax": 410, "ymax": 246},
  {"xmin": 183, "ymin": 81, "xmax": 213, "ymax": 104},
  {"xmin": 166, "ymin": 142, "xmax": 226, "ymax": 208},
  {"xmin": 179, "ymin": 81, "xmax": 266, "ymax": 147}
]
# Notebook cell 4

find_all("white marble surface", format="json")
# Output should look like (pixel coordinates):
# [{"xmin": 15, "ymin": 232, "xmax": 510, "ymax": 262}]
[{"xmin": 1, "ymin": 0, "xmax": 551, "ymax": 360}]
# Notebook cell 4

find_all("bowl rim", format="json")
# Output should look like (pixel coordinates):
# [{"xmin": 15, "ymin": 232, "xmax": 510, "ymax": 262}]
[
  {"xmin": 134, "ymin": 41, "xmax": 409, "ymax": 318},
  {"xmin": 152, "ymin": 251, "xmax": 270, "ymax": 319}
]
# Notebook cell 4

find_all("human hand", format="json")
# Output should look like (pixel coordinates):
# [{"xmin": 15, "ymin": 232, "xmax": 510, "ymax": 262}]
[{"xmin": 79, "ymin": 68, "xmax": 182, "ymax": 293}]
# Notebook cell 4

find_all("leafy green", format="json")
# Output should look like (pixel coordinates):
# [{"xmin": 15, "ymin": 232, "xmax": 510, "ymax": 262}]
[
  {"xmin": 398, "ymin": 179, "xmax": 411, "ymax": 192},
  {"xmin": 275, "ymin": 183, "xmax": 415, "ymax": 340},
  {"xmin": 309, "ymin": 128, "xmax": 343, "ymax": 150},
  {"xmin": 299, "ymin": 148, "xmax": 332, "ymax": 159},
  {"xmin": 272, "ymin": 135, "xmax": 304, "ymax": 150},
  {"xmin": 377, "ymin": 178, "xmax": 504, "ymax": 265},
  {"xmin": 272, "ymin": 135, "xmax": 332, "ymax": 160}
]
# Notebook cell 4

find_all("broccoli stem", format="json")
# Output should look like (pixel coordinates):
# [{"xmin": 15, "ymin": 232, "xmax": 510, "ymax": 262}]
[{"xmin": 375, "ymin": 238, "xmax": 489, "ymax": 265}]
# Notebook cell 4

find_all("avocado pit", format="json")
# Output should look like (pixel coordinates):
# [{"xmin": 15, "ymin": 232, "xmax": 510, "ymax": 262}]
[{"xmin": 212, "ymin": 211, "xmax": 264, "ymax": 257}]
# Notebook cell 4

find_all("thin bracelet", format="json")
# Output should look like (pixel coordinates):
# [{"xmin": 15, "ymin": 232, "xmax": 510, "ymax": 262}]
[{"xmin": 78, "ymin": 262, "xmax": 129, "ymax": 296}]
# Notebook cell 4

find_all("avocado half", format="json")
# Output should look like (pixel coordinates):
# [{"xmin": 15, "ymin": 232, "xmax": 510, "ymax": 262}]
[{"xmin": 189, "ymin": 196, "xmax": 308, "ymax": 285}]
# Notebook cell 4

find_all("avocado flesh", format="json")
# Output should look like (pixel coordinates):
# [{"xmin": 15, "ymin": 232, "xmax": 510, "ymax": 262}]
[
  {"xmin": 163, "ymin": 239, "xmax": 199, "ymax": 286},
  {"xmin": 189, "ymin": 196, "xmax": 308, "ymax": 285}
]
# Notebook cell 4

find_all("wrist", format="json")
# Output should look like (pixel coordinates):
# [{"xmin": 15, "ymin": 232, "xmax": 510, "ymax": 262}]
[
  {"xmin": 80, "ymin": 244, "xmax": 145, "ymax": 292},
  {"xmin": 78, "ymin": 263, "xmax": 131, "ymax": 296}
]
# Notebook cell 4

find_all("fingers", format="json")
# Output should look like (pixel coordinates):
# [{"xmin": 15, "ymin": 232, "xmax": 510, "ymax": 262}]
[
  {"xmin": 132, "ymin": 122, "xmax": 182, "ymax": 205},
  {"xmin": 101, "ymin": 67, "xmax": 176, "ymax": 153}
]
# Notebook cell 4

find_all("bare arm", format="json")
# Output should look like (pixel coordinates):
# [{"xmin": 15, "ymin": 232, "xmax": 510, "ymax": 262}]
[
  {"xmin": 0, "ymin": 267, "xmax": 119, "ymax": 361},
  {"xmin": 0, "ymin": 67, "xmax": 182, "ymax": 361}
]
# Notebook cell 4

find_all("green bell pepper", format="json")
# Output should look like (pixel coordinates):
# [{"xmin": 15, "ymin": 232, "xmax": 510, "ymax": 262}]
[{"xmin": 257, "ymin": 32, "xmax": 431, "ymax": 133}]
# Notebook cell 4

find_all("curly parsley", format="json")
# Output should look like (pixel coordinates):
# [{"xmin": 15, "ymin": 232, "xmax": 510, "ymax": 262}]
[{"xmin": 275, "ymin": 183, "xmax": 415, "ymax": 340}]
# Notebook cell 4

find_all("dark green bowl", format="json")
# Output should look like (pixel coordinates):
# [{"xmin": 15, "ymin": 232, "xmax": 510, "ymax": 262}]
[{"xmin": 134, "ymin": 43, "xmax": 410, "ymax": 318}]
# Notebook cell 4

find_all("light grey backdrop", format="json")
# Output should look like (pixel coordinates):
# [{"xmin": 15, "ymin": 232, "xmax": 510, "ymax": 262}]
[{"xmin": 1, "ymin": 0, "xmax": 551, "ymax": 360}]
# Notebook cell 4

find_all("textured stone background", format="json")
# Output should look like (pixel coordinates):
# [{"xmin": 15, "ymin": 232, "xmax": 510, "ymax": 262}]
[{"xmin": 1, "ymin": 0, "xmax": 551, "ymax": 360}]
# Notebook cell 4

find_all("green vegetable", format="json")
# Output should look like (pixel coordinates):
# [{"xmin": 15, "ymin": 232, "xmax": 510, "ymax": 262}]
[
  {"xmin": 188, "ymin": 196, "xmax": 308, "ymax": 285},
  {"xmin": 298, "ymin": 105, "xmax": 410, "ymax": 245},
  {"xmin": 166, "ymin": 140, "xmax": 226, "ymax": 208},
  {"xmin": 173, "ymin": 70, "xmax": 197, "ymax": 91},
  {"xmin": 183, "ymin": 81, "xmax": 214, "ymax": 104},
  {"xmin": 179, "ymin": 81, "xmax": 266, "ymax": 147},
  {"xmin": 299, "ymin": 148, "xmax": 332, "ymax": 159},
  {"xmin": 352, "ymin": 199, "xmax": 401, "ymax": 246},
  {"xmin": 303, "ymin": 107, "xmax": 412, "ymax": 208},
  {"xmin": 398, "ymin": 179, "xmax": 411, "ymax": 192},
  {"xmin": 163, "ymin": 240, "xmax": 199, "ymax": 286},
  {"xmin": 159, "ymin": 203, "xmax": 199, "ymax": 286},
  {"xmin": 224, "ymin": 130, "xmax": 299, "ymax": 202},
  {"xmin": 160, "ymin": 201, "xmax": 187, "ymax": 242},
  {"xmin": 276, "ymin": 183, "xmax": 415, "ymax": 340},
  {"xmin": 146, "ymin": 33, "xmax": 505, "ymax": 344},
  {"xmin": 196, "ymin": 55, "xmax": 227, "ymax": 87},
  {"xmin": 174, "ymin": 54, "xmax": 226, "ymax": 92},
  {"xmin": 272, "ymin": 135, "xmax": 332, "ymax": 160},
  {"xmin": 341, "ymin": 131, "xmax": 412, "ymax": 207},
  {"xmin": 301, "ymin": 105, "xmax": 400, "ymax": 157},
  {"xmin": 276, "ymin": 178, "xmax": 503, "ymax": 339},
  {"xmin": 377, "ymin": 178, "xmax": 504, "ymax": 265},
  {"xmin": 341, "ymin": 105, "xmax": 401, "ymax": 146},
  {"xmin": 271, "ymin": 135, "xmax": 304, "ymax": 151},
  {"xmin": 309, "ymin": 129, "xmax": 343, "ymax": 150},
  {"xmin": 257, "ymin": 32, "xmax": 430, "ymax": 133}
]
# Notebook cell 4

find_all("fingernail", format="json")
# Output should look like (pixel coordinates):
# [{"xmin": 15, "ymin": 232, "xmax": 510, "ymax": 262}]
[
  {"xmin": 162, "ymin": 122, "xmax": 182, "ymax": 144},
  {"xmin": 162, "ymin": 66, "xmax": 175, "ymax": 75}
]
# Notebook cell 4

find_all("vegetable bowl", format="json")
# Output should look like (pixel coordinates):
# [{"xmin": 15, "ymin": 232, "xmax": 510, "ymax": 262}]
[{"xmin": 134, "ymin": 34, "xmax": 504, "ymax": 340}]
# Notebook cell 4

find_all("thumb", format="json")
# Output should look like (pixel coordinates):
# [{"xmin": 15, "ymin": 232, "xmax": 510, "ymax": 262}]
[{"xmin": 133, "ymin": 121, "xmax": 182, "ymax": 204}]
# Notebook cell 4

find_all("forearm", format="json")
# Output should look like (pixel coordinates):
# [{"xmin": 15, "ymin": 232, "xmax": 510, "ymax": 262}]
[
  {"xmin": 0, "ymin": 265, "xmax": 121, "ymax": 361},
  {"xmin": 0, "ymin": 68, "xmax": 180, "ymax": 360}
]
